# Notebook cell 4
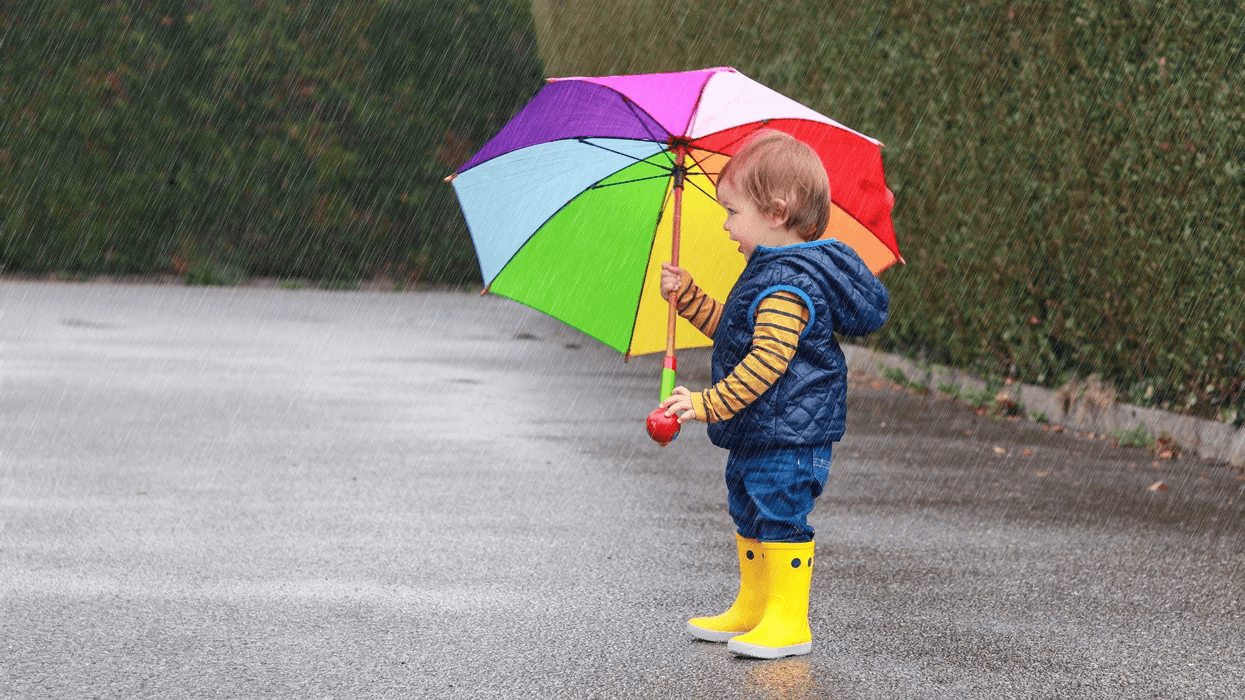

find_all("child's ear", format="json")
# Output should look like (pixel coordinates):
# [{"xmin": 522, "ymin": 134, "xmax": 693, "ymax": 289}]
[{"xmin": 767, "ymin": 199, "xmax": 789, "ymax": 228}]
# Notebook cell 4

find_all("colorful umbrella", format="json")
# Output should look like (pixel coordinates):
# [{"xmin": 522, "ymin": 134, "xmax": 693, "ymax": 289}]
[{"xmin": 448, "ymin": 66, "xmax": 900, "ymax": 401}]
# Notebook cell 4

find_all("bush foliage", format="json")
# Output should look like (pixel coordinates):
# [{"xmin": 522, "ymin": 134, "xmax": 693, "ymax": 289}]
[
  {"xmin": 2, "ymin": 1, "xmax": 1240, "ymax": 423},
  {"xmin": 0, "ymin": 0, "xmax": 544, "ymax": 284},
  {"xmin": 531, "ymin": 0, "xmax": 1243, "ymax": 422}
]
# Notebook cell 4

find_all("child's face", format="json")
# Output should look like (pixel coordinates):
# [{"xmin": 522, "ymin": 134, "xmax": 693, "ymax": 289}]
[{"xmin": 717, "ymin": 178, "xmax": 798, "ymax": 260}]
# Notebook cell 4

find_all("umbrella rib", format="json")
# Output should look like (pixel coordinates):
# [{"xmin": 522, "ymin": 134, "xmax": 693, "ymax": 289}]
[
  {"xmin": 680, "ymin": 143, "xmax": 734, "ymax": 159},
  {"xmin": 654, "ymin": 180, "xmax": 674, "ymax": 227},
  {"xmin": 648, "ymin": 179, "xmax": 675, "ymax": 242},
  {"xmin": 680, "ymin": 68, "xmax": 723, "ymax": 139},
  {"xmin": 830, "ymin": 199, "xmax": 901, "ymax": 258},
  {"xmin": 683, "ymin": 147, "xmax": 713, "ymax": 174},
  {"xmin": 715, "ymin": 121, "xmax": 772, "ymax": 153},
  {"xmin": 620, "ymin": 97, "xmax": 678, "ymax": 168},
  {"xmin": 682, "ymin": 149, "xmax": 722, "ymax": 199},
  {"xmin": 578, "ymin": 138, "xmax": 674, "ymax": 172},
  {"xmin": 588, "ymin": 174, "xmax": 674, "ymax": 189},
  {"xmin": 682, "ymin": 171, "xmax": 718, "ymax": 202}
]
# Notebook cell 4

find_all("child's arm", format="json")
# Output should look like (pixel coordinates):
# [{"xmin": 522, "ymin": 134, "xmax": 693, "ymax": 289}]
[
  {"xmin": 660, "ymin": 263, "xmax": 722, "ymax": 339},
  {"xmin": 660, "ymin": 291, "xmax": 809, "ymax": 423},
  {"xmin": 692, "ymin": 291, "xmax": 807, "ymax": 422}
]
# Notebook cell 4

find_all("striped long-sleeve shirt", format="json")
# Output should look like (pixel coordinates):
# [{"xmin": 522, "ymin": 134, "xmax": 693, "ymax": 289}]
[{"xmin": 673, "ymin": 272, "xmax": 809, "ymax": 423}]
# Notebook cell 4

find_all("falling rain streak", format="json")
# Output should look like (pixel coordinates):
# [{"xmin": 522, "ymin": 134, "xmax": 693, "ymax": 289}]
[{"xmin": 1, "ymin": 0, "xmax": 1242, "ymax": 697}]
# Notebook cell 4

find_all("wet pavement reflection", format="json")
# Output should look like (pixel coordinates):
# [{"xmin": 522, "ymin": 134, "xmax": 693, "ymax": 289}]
[
  {"xmin": 743, "ymin": 658, "xmax": 820, "ymax": 699},
  {"xmin": 1, "ymin": 284, "xmax": 1241, "ymax": 699}
]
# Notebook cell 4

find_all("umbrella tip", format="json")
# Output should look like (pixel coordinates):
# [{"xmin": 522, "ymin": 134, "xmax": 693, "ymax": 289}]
[
  {"xmin": 479, "ymin": 284, "xmax": 491, "ymax": 296},
  {"xmin": 444, "ymin": 173, "xmax": 457, "ymax": 183}
]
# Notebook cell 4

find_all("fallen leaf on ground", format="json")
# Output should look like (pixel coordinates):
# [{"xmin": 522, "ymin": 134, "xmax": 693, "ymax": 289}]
[
  {"xmin": 993, "ymin": 446, "xmax": 1007, "ymax": 454},
  {"xmin": 1036, "ymin": 471, "xmax": 1051, "ymax": 477},
  {"xmin": 1021, "ymin": 449, "xmax": 1034, "ymax": 456},
  {"xmin": 1050, "ymin": 425, "xmax": 1065, "ymax": 433},
  {"xmin": 1153, "ymin": 436, "xmax": 1182, "ymax": 459},
  {"xmin": 964, "ymin": 430, "xmax": 973, "ymax": 436},
  {"xmin": 1148, "ymin": 481, "xmax": 1168, "ymax": 491}
]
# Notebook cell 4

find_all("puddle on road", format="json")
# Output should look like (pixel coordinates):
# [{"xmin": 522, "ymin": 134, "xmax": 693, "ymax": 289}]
[{"xmin": 742, "ymin": 658, "xmax": 823, "ymax": 699}]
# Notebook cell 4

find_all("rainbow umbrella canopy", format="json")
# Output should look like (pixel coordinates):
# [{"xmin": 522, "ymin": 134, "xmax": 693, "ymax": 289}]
[{"xmin": 449, "ymin": 66, "xmax": 900, "ymax": 374}]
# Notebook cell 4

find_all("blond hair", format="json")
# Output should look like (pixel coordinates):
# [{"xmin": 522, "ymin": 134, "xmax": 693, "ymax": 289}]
[{"xmin": 717, "ymin": 130, "xmax": 830, "ymax": 242}]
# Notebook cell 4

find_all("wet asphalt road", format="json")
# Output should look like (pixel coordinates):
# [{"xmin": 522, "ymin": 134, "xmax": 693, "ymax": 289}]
[{"xmin": 2, "ymin": 282, "xmax": 1243, "ymax": 699}]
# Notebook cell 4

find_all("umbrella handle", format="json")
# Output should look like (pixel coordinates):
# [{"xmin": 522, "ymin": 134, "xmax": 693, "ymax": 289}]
[{"xmin": 662, "ymin": 279, "xmax": 678, "ymax": 401}]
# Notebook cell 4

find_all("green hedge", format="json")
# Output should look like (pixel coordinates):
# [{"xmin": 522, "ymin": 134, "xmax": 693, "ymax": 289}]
[
  {"xmin": 531, "ymin": 0, "xmax": 1243, "ymax": 422},
  {"xmin": 3, "ymin": 0, "xmax": 1241, "ymax": 423},
  {"xmin": 0, "ymin": 0, "xmax": 544, "ymax": 284}
]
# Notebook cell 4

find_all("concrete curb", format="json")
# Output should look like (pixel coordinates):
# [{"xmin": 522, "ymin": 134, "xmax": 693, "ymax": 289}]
[{"xmin": 842, "ymin": 344, "xmax": 1245, "ymax": 467}]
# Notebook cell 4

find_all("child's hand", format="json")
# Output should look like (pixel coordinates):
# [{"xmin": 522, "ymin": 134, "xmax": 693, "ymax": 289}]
[
  {"xmin": 658, "ymin": 386, "xmax": 700, "ymax": 423},
  {"xmin": 660, "ymin": 263, "xmax": 687, "ymax": 302}
]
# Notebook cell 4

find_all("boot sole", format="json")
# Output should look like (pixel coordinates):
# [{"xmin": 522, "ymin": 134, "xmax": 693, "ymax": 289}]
[
  {"xmin": 685, "ymin": 621, "xmax": 746, "ymax": 643},
  {"xmin": 726, "ymin": 638, "xmax": 812, "ymax": 659}
]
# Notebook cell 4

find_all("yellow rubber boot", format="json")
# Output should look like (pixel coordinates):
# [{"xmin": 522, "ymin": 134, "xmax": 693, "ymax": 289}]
[
  {"xmin": 727, "ymin": 540, "xmax": 815, "ymax": 659},
  {"xmin": 686, "ymin": 533, "xmax": 768, "ymax": 642}
]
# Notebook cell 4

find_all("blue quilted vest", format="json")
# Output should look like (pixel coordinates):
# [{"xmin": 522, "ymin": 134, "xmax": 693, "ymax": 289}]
[{"xmin": 706, "ymin": 239, "xmax": 890, "ymax": 450}]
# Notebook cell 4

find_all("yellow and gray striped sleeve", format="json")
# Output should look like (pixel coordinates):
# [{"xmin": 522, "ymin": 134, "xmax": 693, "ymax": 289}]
[
  {"xmin": 674, "ymin": 270, "xmax": 723, "ymax": 339},
  {"xmin": 689, "ymin": 290, "xmax": 809, "ymax": 423}
]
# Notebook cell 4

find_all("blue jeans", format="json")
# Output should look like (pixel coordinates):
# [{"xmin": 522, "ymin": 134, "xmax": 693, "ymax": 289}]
[{"xmin": 726, "ymin": 444, "xmax": 832, "ymax": 543}]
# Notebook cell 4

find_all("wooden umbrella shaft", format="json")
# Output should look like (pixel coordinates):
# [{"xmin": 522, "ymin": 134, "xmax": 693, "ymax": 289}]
[{"xmin": 661, "ymin": 146, "xmax": 687, "ymax": 401}]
